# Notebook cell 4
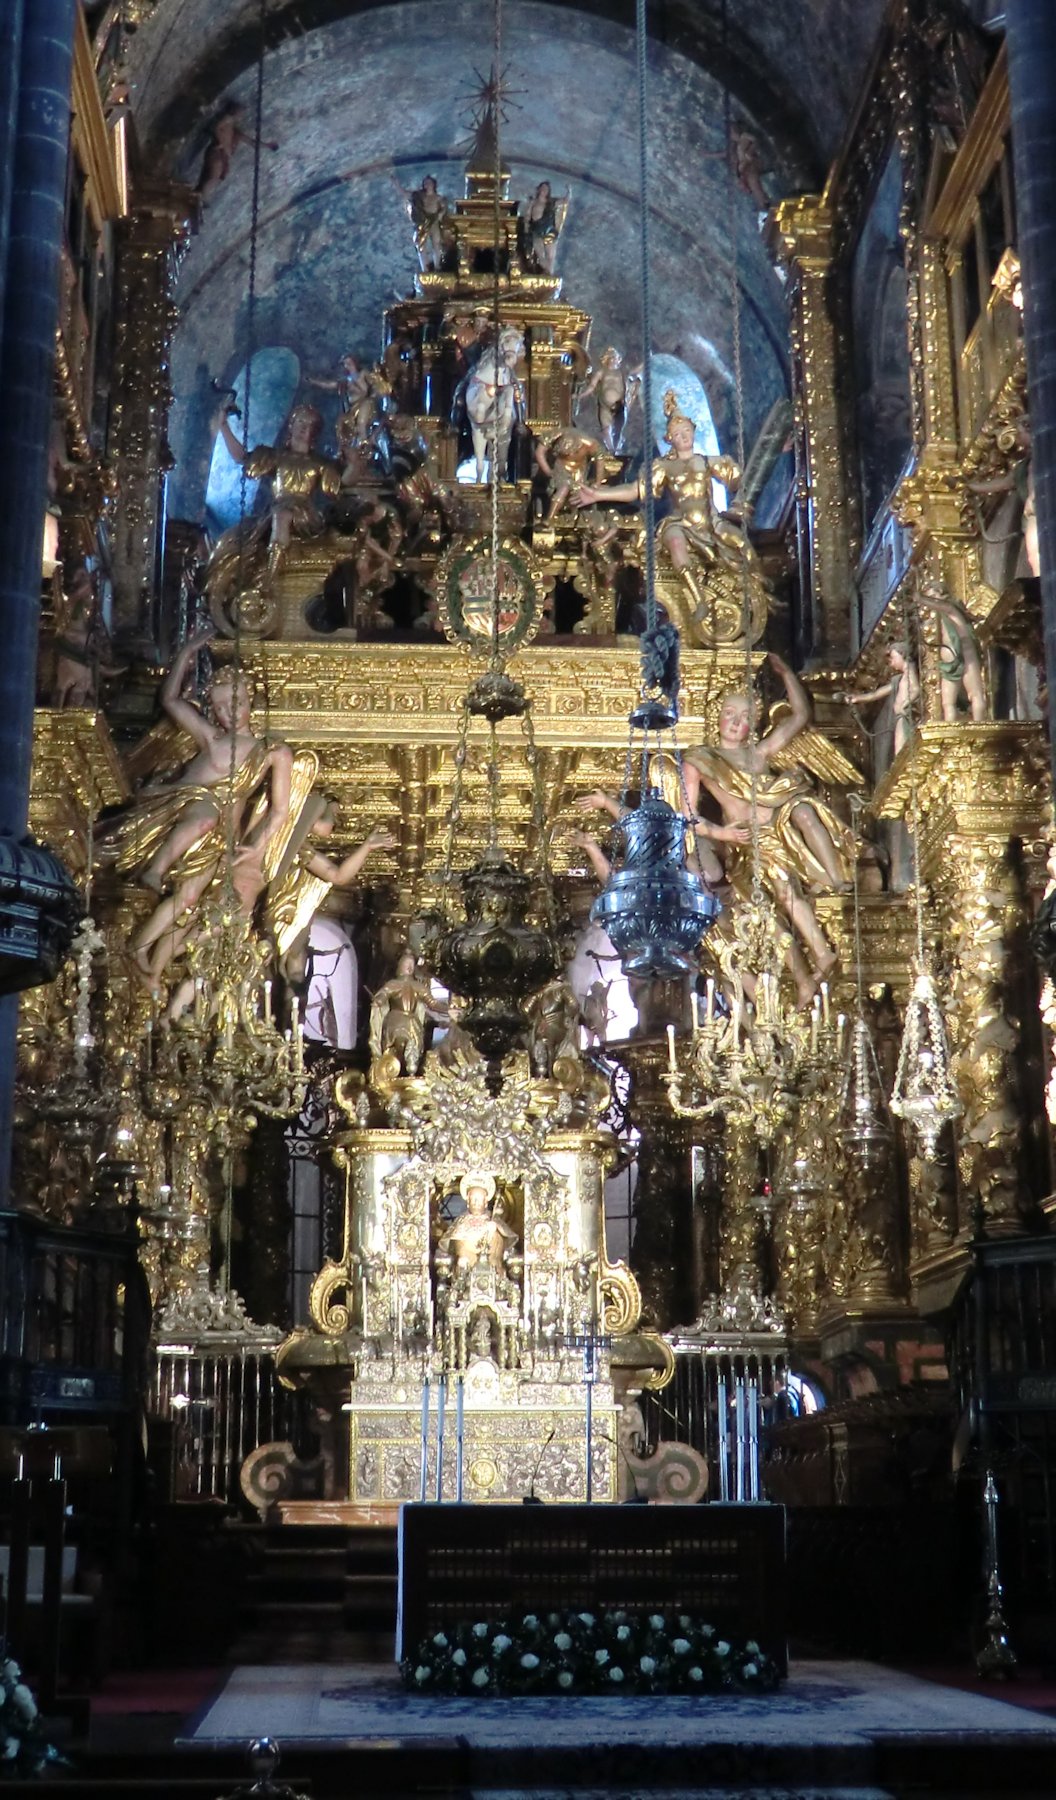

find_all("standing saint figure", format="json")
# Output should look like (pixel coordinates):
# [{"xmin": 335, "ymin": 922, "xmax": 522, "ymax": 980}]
[
  {"xmin": 520, "ymin": 181, "xmax": 570, "ymax": 276},
  {"xmin": 391, "ymin": 172, "xmax": 451, "ymax": 272},
  {"xmin": 681, "ymin": 654, "xmax": 854, "ymax": 998},
  {"xmin": 575, "ymin": 391, "xmax": 764, "ymax": 641}
]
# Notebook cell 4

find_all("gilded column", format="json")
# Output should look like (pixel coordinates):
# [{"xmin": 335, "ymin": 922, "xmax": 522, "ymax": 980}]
[
  {"xmin": 769, "ymin": 196, "xmax": 854, "ymax": 665},
  {"xmin": 875, "ymin": 723, "xmax": 1051, "ymax": 1244},
  {"xmin": 108, "ymin": 182, "xmax": 192, "ymax": 654}
]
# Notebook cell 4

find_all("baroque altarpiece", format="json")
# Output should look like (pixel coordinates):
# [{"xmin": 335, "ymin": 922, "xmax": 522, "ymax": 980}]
[{"xmin": 15, "ymin": 1, "xmax": 1056, "ymax": 1554}]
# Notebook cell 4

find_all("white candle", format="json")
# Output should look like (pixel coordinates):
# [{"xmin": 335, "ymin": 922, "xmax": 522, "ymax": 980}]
[
  {"xmin": 705, "ymin": 977, "xmax": 715, "ymax": 1022},
  {"xmin": 692, "ymin": 992, "xmax": 702, "ymax": 1034},
  {"xmin": 419, "ymin": 1379, "xmax": 430, "ymax": 1502},
  {"xmin": 666, "ymin": 1023, "xmax": 677, "ymax": 1071},
  {"xmin": 263, "ymin": 979, "xmax": 272, "ymax": 1025},
  {"xmin": 820, "ymin": 981, "xmax": 830, "ymax": 1026}
]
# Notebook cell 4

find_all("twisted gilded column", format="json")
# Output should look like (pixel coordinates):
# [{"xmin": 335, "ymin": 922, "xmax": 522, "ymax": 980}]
[
  {"xmin": 769, "ymin": 196, "xmax": 854, "ymax": 664},
  {"xmin": 875, "ymin": 724, "xmax": 1050, "ymax": 1251},
  {"xmin": 108, "ymin": 184, "xmax": 192, "ymax": 653}
]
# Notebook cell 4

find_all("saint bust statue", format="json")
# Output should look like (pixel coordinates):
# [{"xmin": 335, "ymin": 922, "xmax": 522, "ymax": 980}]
[{"xmin": 439, "ymin": 1173, "xmax": 517, "ymax": 1274}]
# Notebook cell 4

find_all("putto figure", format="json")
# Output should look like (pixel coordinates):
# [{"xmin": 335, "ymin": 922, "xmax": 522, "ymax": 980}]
[{"xmin": 577, "ymin": 347, "xmax": 639, "ymax": 454}]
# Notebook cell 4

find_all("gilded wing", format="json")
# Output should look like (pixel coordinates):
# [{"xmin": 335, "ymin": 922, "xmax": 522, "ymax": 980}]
[
  {"xmin": 767, "ymin": 704, "xmax": 864, "ymax": 786},
  {"xmin": 261, "ymin": 748, "xmax": 321, "ymax": 884}
]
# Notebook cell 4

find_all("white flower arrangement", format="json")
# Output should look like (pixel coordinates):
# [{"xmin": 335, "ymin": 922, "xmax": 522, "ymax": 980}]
[
  {"xmin": 0, "ymin": 1657, "xmax": 63, "ymax": 1776},
  {"xmin": 400, "ymin": 1609, "xmax": 781, "ymax": 1697}
]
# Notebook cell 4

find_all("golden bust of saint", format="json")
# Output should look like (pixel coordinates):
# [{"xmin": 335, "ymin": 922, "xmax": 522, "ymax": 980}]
[{"xmin": 439, "ymin": 1174, "xmax": 517, "ymax": 1274}]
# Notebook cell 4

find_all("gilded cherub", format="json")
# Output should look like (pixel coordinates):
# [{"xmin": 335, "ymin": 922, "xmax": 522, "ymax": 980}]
[
  {"xmin": 576, "ymin": 346, "xmax": 640, "ymax": 454},
  {"xmin": 368, "ymin": 949, "xmax": 446, "ymax": 1078}
]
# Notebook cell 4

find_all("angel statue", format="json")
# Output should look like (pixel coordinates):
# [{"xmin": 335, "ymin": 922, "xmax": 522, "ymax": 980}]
[
  {"xmin": 681, "ymin": 653, "xmax": 857, "ymax": 1002},
  {"xmin": 438, "ymin": 1173, "xmax": 517, "ymax": 1274},
  {"xmin": 368, "ymin": 949, "xmax": 447, "ymax": 1078},
  {"xmin": 390, "ymin": 171, "xmax": 452, "ymax": 272},
  {"xmin": 206, "ymin": 401, "xmax": 342, "ymax": 634},
  {"xmin": 97, "ymin": 630, "xmax": 294, "ymax": 989},
  {"xmin": 917, "ymin": 581, "xmax": 988, "ymax": 723},
  {"xmin": 465, "ymin": 326, "xmax": 525, "ymax": 484},
  {"xmin": 574, "ymin": 390, "xmax": 768, "ymax": 646},
  {"xmin": 576, "ymin": 346, "xmax": 640, "ymax": 454},
  {"xmin": 264, "ymin": 805, "xmax": 397, "ymax": 974},
  {"xmin": 520, "ymin": 181, "xmax": 570, "ymax": 276}
]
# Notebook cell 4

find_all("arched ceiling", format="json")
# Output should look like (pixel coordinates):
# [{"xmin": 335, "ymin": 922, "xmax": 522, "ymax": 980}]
[{"xmin": 125, "ymin": 0, "xmax": 889, "ymax": 520}]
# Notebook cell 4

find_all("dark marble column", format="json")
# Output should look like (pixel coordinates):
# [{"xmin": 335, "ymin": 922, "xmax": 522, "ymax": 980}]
[
  {"xmin": 0, "ymin": 0, "xmax": 78, "ymax": 1197},
  {"xmin": 0, "ymin": 1, "xmax": 25, "ymax": 351},
  {"xmin": 0, "ymin": 0, "xmax": 77, "ymax": 831},
  {"xmin": 1006, "ymin": 4, "xmax": 1056, "ymax": 801}
]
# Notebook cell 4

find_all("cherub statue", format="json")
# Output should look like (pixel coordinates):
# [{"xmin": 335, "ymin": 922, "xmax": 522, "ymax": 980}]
[
  {"xmin": 99, "ymin": 630, "xmax": 294, "ymax": 986},
  {"xmin": 439, "ymin": 1173, "xmax": 517, "ymax": 1274},
  {"xmin": 917, "ymin": 581, "xmax": 988, "ymax": 722},
  {"xmin": 368, "ymin": 949, "xmax": 446, "ymax": 1078},
  {"xmin": 576, "ymin": 347, "xmax": 640, "ymax": 454},
  {"xmin": 843, "ymin": 639, "xmax": 921, "ymax": 756},
  {"xmin": 520, "ymin": 181, "xmax": 570, "ymax": 276},
  {"xmin": 575, "ymin": 391, "xmax": 764, "ymax": 642},
  {"xmin": 196, "ymin": 99, "xmax": 278, "ymax": 207},
  {"xmin": 580, "ymin": 979, "xmax": 613, "ymax": 1047},
  {"xmin": 465, "ymin": 327, "xmax": 525, "ymax": 483},
  {"xmin": 390, "ymin": 172, "xmax": 451, "ymax": 272},
  {"xmin": 533, "ymin": 428, "xmax": 602, "ymax": 521},
  {"xmin": 526, "ymin": 977, "xmax": 581, "ymax": 1075},
  {"xmin": 307, "ymin": 354, "xmax": 386, "ymax": 445},
  {"xmin": 681, "ymin": 654, "xmax": 855, "ymax": 997}
]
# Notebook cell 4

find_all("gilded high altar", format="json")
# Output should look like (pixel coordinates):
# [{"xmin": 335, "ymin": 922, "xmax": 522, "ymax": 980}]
[{"xmin": 18, "ymin": 19, "xmax": 1056, "ymax": 1507}]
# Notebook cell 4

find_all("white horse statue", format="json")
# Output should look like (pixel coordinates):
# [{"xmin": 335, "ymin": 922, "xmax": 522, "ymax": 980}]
[{"xmin": 465, "ymin": 326, "xmax": 525, "ymax": 482}]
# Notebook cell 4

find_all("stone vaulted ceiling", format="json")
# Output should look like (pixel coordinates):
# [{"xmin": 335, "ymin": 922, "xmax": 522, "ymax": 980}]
[{"xmin": 124, "ymin": 0, "xmax": 889, "ymax": 519}]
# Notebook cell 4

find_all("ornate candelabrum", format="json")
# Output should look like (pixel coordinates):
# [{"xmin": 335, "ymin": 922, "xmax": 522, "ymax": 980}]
[
  {"xmin": 664, "ymin": 897, "xmax": 839, "ymax": 1147},
  {"xmin": 140, "ymin": 893, "xmax": 307, "ymax": 1151}
]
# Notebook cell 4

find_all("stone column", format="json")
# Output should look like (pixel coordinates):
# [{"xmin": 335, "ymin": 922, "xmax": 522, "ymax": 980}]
[
  {"xmin": 1006, "ymin": 4, "xmax": 1056, "ymax": 802},
  {"xmin": 0, "ymin": 0, "xmax": 24, "ymax": 348},
  {"xmin": 108, "ymin": 184, "xmax": 192, "ymax": 655},
  {"xmin": 0, "ymin": 0, "xmax": 77, "ymax": 834},
  {"xmin": 769, "ymin": 196, "xmax": 854, "ymax": 665},
  {"xmin": 0, "ymin": 0, "xmax": 79, "ymax": 1198}
]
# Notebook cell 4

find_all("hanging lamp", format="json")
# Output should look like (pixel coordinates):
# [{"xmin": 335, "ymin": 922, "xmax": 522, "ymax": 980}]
[{"xmin": 587, "ymin": 0, "xmax": 717, "ymax": 980}]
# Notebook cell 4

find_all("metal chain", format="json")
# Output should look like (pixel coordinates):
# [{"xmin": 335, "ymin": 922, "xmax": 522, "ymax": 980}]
[
  {"xmin": 723, "ymin": 0, "xmax": 763, "ymax": 911},
  {"xmin": 635, "ymin": 0, "xmax": 658, "ymax": 636},
  {"xmin": 489, "ymin": 0, "xmax": 504, "ymax": 673},
  {"xmin": 226, "ymin": 0, "xmax": 268, "ymax": 898}
]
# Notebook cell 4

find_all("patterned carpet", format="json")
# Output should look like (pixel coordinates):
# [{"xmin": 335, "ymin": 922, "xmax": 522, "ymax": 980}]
[{"xmin": 187, "ymin": 1658, "xmax": 1056, "ymax": 1748}]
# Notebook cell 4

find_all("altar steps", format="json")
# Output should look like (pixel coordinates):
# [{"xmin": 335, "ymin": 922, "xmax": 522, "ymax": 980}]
[{"xmin": 230, "ymin": 1523, "xmax": 397, "ymax": 1663}]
